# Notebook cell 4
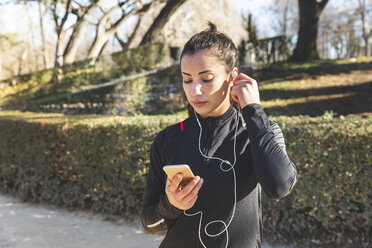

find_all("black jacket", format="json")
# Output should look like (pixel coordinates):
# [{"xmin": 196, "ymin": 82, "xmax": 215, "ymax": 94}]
[{"xmin": 141, "ymin": 104, "xmax": 297, "ymax": 248}]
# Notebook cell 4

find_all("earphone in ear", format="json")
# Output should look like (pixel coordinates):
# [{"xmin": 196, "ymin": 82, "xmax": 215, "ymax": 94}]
[{"xmin": 230, "ymin": 72, "xmax": 238, "ymax": 87}]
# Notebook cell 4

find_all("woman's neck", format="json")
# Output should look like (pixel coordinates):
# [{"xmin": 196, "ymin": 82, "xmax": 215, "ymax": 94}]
[{"xmin": 198, "ymin": 102, "xmax": 232, "ymax": 118}]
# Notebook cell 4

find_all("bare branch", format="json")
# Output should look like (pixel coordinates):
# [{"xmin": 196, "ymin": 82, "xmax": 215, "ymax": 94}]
[
  {"xmin": 72, "ymin": 0, "xmax": 82, "ymax": 8},
  {"xmin": 317, "ymin": 0, "xmax": 329, "ymax": 10},
  {"xmin": 98, "ymin": 5, "xmax": 106, "ymax": 14},
  {"xmin": 137, "ymin": 2, "xmax": 152, "ymax": 13},
  {"xmin": 96, "ymin": 1, "xmax": 127, "ymax": 28}
]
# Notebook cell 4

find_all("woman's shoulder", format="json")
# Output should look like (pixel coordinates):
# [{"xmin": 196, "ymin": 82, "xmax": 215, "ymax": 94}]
[{"xmin": 238, "ymin": 110, "xmax": 281, "ymax": 130}]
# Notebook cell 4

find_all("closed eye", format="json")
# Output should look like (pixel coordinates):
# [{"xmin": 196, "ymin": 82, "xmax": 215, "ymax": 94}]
[
  {"xmin": 203, "ymin": 78, "xmax": 213, "ymax": 83},
  {"xmin": 183, "ymin": 78, "xmax": 214, "ymax": 84}
]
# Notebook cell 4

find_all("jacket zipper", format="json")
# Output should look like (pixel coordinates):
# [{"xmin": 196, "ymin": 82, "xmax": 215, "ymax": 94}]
[{"xmin": 199, "ymin": 121, "xmax": 212, "ymax": 248}]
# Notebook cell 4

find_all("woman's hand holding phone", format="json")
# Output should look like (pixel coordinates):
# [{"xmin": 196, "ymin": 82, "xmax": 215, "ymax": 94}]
[{"xmin": 165, "ymin": 173, "xmax": 204, "ymax": 210}]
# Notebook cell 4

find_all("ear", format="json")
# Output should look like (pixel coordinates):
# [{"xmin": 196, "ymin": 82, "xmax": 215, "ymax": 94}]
[{"xmin": 229, "ymin": 67, "xmax": 239, "ymax": 86}]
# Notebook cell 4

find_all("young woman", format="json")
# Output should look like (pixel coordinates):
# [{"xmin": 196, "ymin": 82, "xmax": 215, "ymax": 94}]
[{"xmin": 141, "ymin": 22, "xmax": 297, "ymax": 248}]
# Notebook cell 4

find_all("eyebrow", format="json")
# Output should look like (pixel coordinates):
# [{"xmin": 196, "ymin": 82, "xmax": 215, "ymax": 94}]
[{"xmin": 181, "ymin": 69, "xmax": 215, "ymax": 76}]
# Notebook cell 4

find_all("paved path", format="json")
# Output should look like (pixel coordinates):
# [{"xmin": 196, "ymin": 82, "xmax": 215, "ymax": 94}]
[{"xmin": 0, "ymin": 193, "xmax": 291, "ymax": 248}]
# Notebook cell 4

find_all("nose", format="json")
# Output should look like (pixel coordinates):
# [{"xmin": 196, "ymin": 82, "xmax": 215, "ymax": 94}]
[{"xmin": 191, "ymin": 80, "xmax": 202, "ymax": 96}]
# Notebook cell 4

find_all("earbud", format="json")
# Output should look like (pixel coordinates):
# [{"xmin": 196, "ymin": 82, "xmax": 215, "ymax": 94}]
[{"xmin": 231, "ymin": 72, "xmax": 238, "ymax": 78}]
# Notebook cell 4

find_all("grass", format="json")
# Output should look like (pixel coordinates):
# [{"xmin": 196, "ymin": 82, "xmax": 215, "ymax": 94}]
[
  {"xmin": 254, "ymin": 57, "xmax": 372, "ymax": 117},
  {"xmin": 264, "ymin": 56, "xmax": 372, "ymax": 71},
  {"xmin": 1, "ymin": 56, "xmax": 371, "ymax": 118}
]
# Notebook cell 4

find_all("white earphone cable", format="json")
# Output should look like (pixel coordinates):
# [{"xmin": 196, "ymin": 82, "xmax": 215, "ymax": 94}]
[{"xmin": 183, "ymin": 110, "xmax": 239, "ymax": 248}]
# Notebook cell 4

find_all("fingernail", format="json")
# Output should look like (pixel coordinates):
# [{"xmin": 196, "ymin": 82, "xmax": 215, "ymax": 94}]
[
  {"xmin": 194, "ymin": 176, "xmax": 200, "ymax": 181},
  {"xmin": 177, "ymin": 174, "xmax": 182, "ymax": 179}
]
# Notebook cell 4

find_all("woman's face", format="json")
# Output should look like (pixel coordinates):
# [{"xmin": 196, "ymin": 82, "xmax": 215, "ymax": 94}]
[{"xmin": 181, "ymin": 51, "xmax": 232, "ymax": 118}]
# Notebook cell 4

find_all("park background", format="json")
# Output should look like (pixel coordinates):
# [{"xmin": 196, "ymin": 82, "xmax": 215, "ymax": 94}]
[{"xmin": 0, "ymin": 0, "xmax": 371, "ymax": 247}]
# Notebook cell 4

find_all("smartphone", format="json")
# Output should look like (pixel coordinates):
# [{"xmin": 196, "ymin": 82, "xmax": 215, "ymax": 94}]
[{"xmin": 163, "ymin": 164, "xmax": 195, "ymax": 188}]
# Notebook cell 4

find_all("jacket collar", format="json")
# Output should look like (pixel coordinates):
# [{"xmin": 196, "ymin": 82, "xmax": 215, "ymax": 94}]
[{"xmin": 194, "ymin": 106, "xmax": 237, "ymax": 127}]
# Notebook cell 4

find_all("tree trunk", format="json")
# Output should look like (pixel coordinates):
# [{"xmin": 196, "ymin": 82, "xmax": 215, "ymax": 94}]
[
  {"xmin": 18, "ymin": 50, "xmax": 28, "ymax": 75},
  {"xmin": 288, "ymin": 0, "xmax": 328, "ymax": 62},
  {"xmin": 282, "ymin": 0, "xmax": 289, "ymax": 36},
  {"xmin": 126, "ymin": 2, "xmax": 157, "ymax": 49},
  {"xmin": 358, "ymin": 0, "xmax": 371, "ymax": 56},
  {"xmin": 26, "ymin": 2, "xmax": 38, "ymax": 71},
  {"xmin": 124, "ymin": 15, "xmax": 142, "ymax": 49},
  {"xmin": 63, "ymin": 3, "xmax": 99, "ymax": 64},
  {"xmin": 54, "ymin": 0, "xmax": 72, "ymax": 67},
  {"xmin": 98, "ymin": 40, "xmax": 109, "ymax": 56},
  {"xmin": 63, "ymin": 16, "xmax": 87, "ymax": 64},
  {"xmin": 38, "ymin": 0, "xmax": 47, "ymax": 69},
  {"xmin": 140, "ymin": 0, "xmax": 187, "ymax": 45},
  {"xmin": 115, "ymin": 33, "xmax": 127, "ymax": 50},
  {"xmin": 88, "ymin": 26, "xmax": 122, "ymax": 60},
  {"xmin": 364, "ymin": 37, "xmax": 369, "ymax": 56},
  {"xmin": 87, "ymin": 2, "xmax": 153, "ymax": 61},
  {"xmin": 87, "ymin": 4, "xmax": 137, "ymax": 61}
]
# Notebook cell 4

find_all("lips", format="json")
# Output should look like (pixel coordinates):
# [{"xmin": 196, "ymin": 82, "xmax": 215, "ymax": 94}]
[{"xmin": 191, "ymin": 101, "xmax": 207, "ymax": 107}]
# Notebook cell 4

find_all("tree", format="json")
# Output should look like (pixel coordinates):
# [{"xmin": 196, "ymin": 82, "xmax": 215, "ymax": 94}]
[
  {"xmin": 51, "ymin": 0, "xmax": 72, "ymax": 67},
  {"xmin": 357, "ymin": 0, "xmax": 372, "ymax": 56},
  {"xmin": 87, "ymin": 1, "xmax": 149, "ymax": 60},
  {"xmin": 47, "ymin": 0, "xmax": 180, "ymax": 65},
  {"xmin": 38, "ymin": 0, "xmax": 48, "ymax": 68},
  {"xmin": 139, "ymin": 0, "xmax": 187, "ymax": 45},
  {"xmin": 0, "ymin": 34, "xmax": 18, "ymax": 78},
  {"xmin": 0, "ymin": 33, "xmax": 28, "ymax": 78},
  {"xmin": 48, "ymin": 0, "xmax": 105, "ymax": 66},
  {"xmin": 1, "ymin": 0, "xmax": 192, "ymax": 75},
  {"xmin": 270, "ymin": 0, "xmax": 298, "ymax": 38},
  {"xmin": 288, "ymin": 0, "xmax": 329, "ymax": 62},
  {"xmin": 247, "ymin": 13, "xmax": 258, "ymax": 45},
  {"xmin": 62, "ymin": 0, "xmax": 99, "ymax": 64}
]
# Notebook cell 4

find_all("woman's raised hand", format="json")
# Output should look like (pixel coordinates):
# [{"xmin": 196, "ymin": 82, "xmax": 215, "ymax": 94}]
[
  {"xmin": 230, "ymin": 73, "xmax": 261, "ymax": 108},
  {"xmin": 165, "ymin": 173, "xmax": 204, "ymax": 210}
]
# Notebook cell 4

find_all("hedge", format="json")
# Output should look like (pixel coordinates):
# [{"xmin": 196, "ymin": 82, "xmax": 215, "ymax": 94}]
[
  {"xmin": 0, "ymin": 111, "xmax": 371, "ymax": 247},
  {"xmin": 262, "ymin": 113, "xmax": 372, "ymax": 247}
]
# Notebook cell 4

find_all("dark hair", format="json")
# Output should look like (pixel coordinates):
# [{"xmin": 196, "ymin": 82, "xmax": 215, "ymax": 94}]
[{"xmin": 180, "ymin": 21, "xmax": 240, "ymax": 116}]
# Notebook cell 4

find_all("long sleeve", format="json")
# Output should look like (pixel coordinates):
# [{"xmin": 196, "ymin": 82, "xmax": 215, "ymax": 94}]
[
  {"xmin": 242, "ymin": 103, "xmax": 297, "ymax": 200},
  {"xmin": 141, "ymin": 131, "xmax": 183, "ymax": 234}
]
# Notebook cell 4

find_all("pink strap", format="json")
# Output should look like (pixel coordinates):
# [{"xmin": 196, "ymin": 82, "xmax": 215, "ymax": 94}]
[{"xmin": 180, "ymin": 121, "xmax": 184, "ymax": 131}]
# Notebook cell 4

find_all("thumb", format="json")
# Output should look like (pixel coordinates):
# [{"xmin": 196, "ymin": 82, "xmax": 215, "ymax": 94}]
[{"xmin": 230, "ymin": 87, "xmax": 239, "ymax": 103}]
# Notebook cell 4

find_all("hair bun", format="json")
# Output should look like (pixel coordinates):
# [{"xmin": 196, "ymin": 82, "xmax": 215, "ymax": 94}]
[{"xmin": 207, "ymin": 21, "xmax": 217, "ymax": 32}]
